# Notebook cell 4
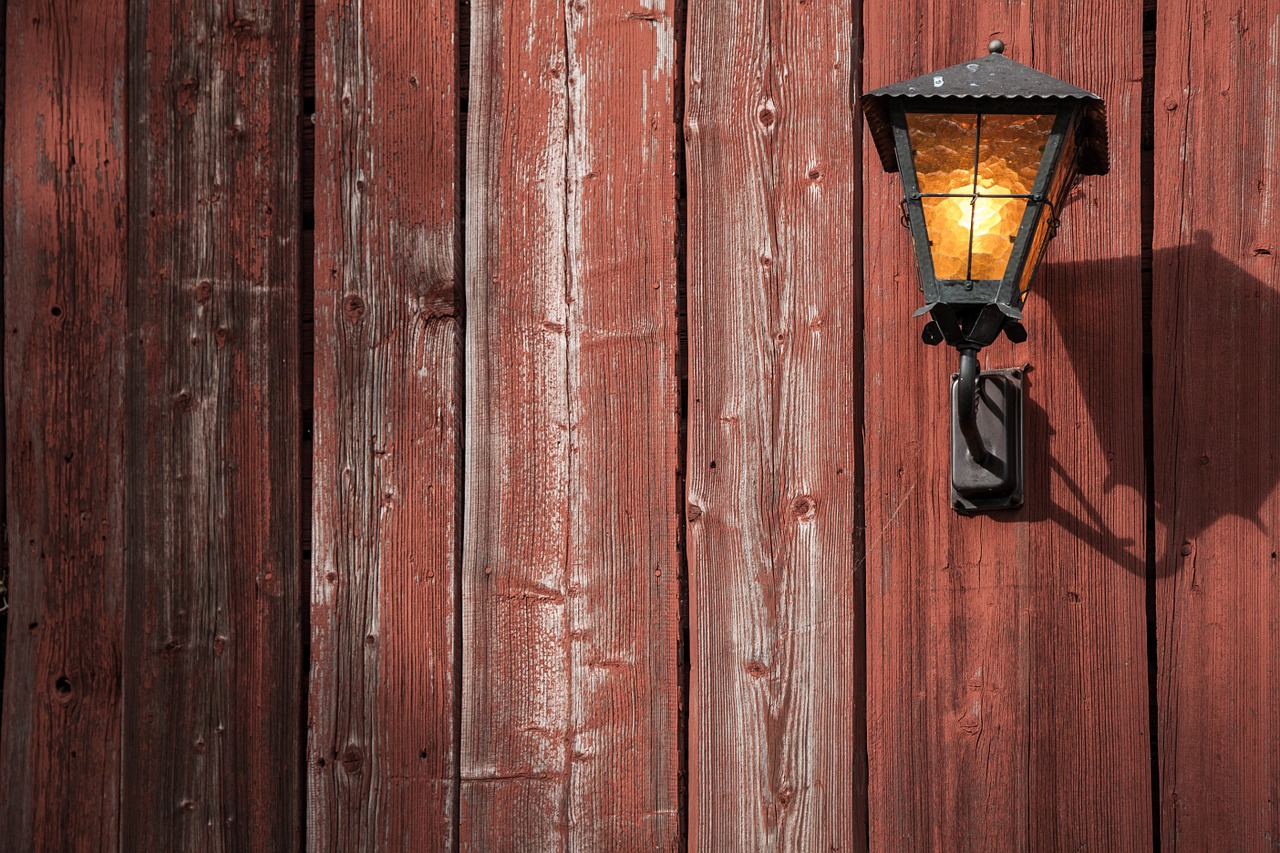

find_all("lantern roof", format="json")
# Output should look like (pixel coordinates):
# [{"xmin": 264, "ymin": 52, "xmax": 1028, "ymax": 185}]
[{"xmin": 862, "ymin": 51, "xmax": 1109, "ymax": 177}]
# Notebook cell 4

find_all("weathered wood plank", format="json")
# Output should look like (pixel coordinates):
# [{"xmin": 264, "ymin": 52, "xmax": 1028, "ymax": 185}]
[
  {"xmin": 683, "ymin": 0, "xmax": 864, "ymax": 847},
  {"xmin": 461, "ymin": 0, "xmax": 681, "ymax": 847},
  {"xmin": 121, "ymin": 1, "xmax": 302, "ymax": 849},
  {"xmin": 1153, "ymin": 0, "xmax": 1280, "ymax": 847},
  {"xmin": 863, "ymin": 4, "xmax": 1152, "ymax": 849},
  {"xmin": 0, "ymin": 0, "xmax": 8, "ymax": 727},
  {"xmin": 1, "ymin": 2, "xmax": 127, "ymax": 849},
  {"xmin": 306, "ymin": 1, "xmax": 461, "ymax": 849}
]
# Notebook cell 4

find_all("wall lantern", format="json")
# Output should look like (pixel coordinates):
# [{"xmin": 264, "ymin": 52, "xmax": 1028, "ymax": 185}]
[{"xmin": 862, "ymin": 40, "xmax": 1109, "ymax": 513}]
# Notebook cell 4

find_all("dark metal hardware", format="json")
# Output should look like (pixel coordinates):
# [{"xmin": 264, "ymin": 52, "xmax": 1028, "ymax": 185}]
[
  {"xmin": 950, "ymin": 361, "xmax": 1024, "ymax": 513},
  {"xmin": 954, "ymin": 348, "xmax": 987, "ymax": 464}
]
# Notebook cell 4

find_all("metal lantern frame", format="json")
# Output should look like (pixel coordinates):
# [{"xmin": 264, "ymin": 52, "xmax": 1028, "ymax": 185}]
[
  {"xmin": 862, "ymin": 43, "xmax": 1110, "ymax": 513},
  {"xmin": 863, "ymin": 45, "xmax": 1109, "ymax": 349}
]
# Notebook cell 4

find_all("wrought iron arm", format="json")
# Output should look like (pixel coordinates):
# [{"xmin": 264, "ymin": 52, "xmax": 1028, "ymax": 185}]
[{"xmin": 955, "ymin": 347, "xmax": 987, "ymax": 464}]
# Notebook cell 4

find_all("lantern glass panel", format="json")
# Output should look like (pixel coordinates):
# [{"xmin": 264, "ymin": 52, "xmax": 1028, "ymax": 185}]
[
  {"xmin": 908, "ymin": 112, "xmax": 1056, "ymax": 282},
  {"xmin": 1017, "ymin": 115, "xmax": 1079, "ymax": 298}
]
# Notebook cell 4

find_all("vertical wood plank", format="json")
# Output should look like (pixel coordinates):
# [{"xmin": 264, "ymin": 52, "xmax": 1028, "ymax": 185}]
[
  {"xmin": 1153, "ymin": 0, "xmax": 1280, "ymax": 847},
  {"xmin": 1, "ymin": 2, "xmax": 127, "ymax": 849},
  {"xmin": 306, "ymin": 1, "xmax": 461, "ymax": 849},
  {"xmin": 683, "ymin": 0, "xmax": 864, "ymax": 847},
  {"xmin": 121, "ymin": 1, "xmax": 302, "ymax": 849},
  {"xmin": 461, "ymin": 0, "xmax": 681, "ymax": 847},
  {"xmin": 863, "ymin": 4, "xmax": 1153, "ymax": 850},
  {"xmin": 0, "ymin": 0, "xmax": 8, "ymax": 727}
]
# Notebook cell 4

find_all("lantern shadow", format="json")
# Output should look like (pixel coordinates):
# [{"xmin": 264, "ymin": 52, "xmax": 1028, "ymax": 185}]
[{"xmin": 1020, "ymin": 230, "xmax": 1278, "ymax": 578}]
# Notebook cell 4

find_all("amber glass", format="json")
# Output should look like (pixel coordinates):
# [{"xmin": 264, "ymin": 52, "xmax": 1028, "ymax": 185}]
[
  {"xmin": 1017, "ymin": 117, "xmax": 1078, "ymax": 298},
  {"xmin": 908, "ymin": 112, "xmax": 1055, "ymax": 281}
]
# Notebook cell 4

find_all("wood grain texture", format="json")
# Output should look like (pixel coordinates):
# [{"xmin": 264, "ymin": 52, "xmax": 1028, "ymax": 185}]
[
  {"xmin": 121, "ymin": 1, "xmax": 302, "ymax": 849},
  {"xmin": 683, "ymin": 0, "xmax": 864, "ymax": 848},
  {"xmin": 307, "ymin": 1, "xmax": 460, "ymax": 849},
  {"xmin": 461, "ymin": 0, "xmax": 681, "ymax": 847},
  {"xmin": 0, "ymin": 0, "xmax": 8, "ymax": 731},
  {"xmin": 862, "ymin": 4, "xmax": 1152, "ymax": 849},
  {"xmin": 1, "ymin": 2, "xmax": 127, "ymax": 849},
  {"xmin": 1153, "ymin": 1, "xmax": 1280, "ymax": 848}
]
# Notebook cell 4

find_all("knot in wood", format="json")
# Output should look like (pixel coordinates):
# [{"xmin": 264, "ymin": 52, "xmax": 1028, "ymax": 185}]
[
  {"xmin": 344, "ymin": 294, "xmax": 366, "ymax": 321},
  {"xmin": 790, "ymin": 495, "xmax": 816, "ymax": 520},
  {"xmin": 340, "ymin": 745, "xmax": 364, "ymax": 774},
  {"xmin": 54, "ymin": 675, "xmax": 74, "ymax": 706},
  {"xmin": 756, "ymin": 94, "xmax": 778, "ymax": 129}
]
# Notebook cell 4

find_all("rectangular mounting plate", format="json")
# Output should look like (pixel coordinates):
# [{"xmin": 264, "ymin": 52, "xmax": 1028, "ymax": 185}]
[{"xmin": 950, "ymin": 367, "xmax": 1024, "ymax": 514}]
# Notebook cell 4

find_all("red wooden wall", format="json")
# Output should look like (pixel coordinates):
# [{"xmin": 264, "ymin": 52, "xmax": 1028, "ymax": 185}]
[
  {"xmin": 1, "ymin": 0, "xmax": 1277, "ymax": 850},
  {"xmin": 1153, "ymin": 0, "xmax": 1280, "ymax": 848},
  {"xmin": 862, "ymin": 4, "xmax": 1153, "ymax": 850}
]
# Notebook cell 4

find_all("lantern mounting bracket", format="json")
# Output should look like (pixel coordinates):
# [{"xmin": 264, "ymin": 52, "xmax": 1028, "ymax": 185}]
[{"xmin": 950, "ymin": 351, "xmax": 1024, "ymax": 513}]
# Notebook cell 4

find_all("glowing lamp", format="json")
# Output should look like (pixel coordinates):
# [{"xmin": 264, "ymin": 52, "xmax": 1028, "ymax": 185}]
[{"xmin": 863, "ymin": 41, "xmax": 1109, "ymax": 512}]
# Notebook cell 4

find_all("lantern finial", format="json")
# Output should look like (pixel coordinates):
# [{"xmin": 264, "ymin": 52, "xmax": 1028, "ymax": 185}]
[{"xmin": 989, "ymin": 39, "xmax": 1005, "ymax": 54}]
